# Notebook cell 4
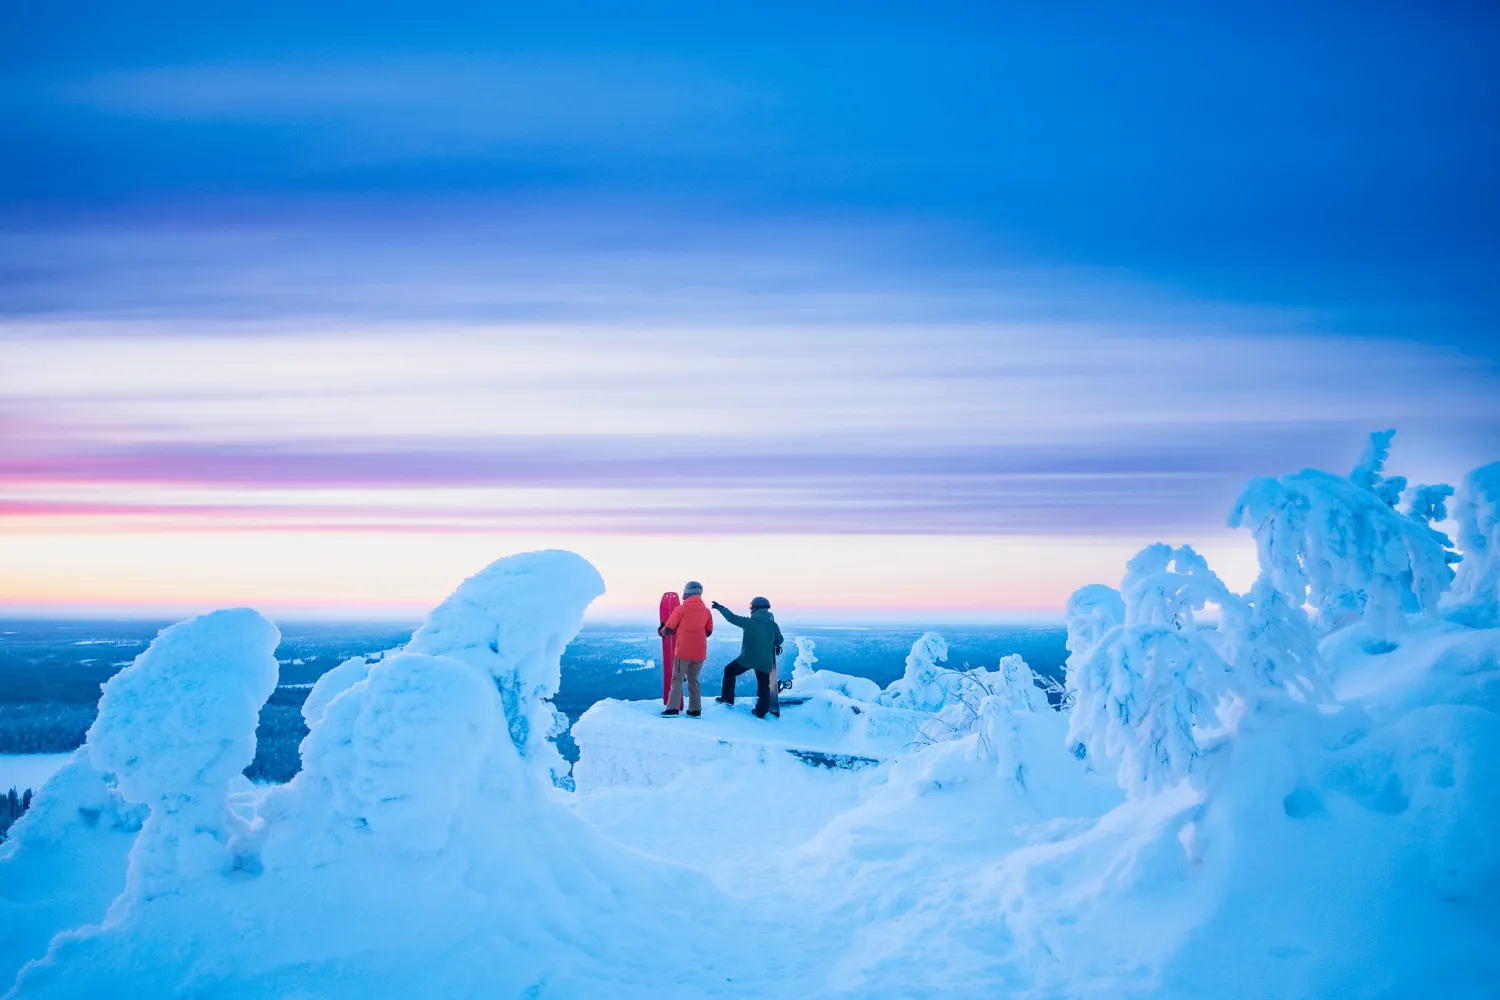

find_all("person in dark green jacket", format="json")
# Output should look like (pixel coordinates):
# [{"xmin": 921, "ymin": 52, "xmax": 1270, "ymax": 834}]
[{"xmin": 711, "ymin": 596, "xmax": 784, "ymax": 718}]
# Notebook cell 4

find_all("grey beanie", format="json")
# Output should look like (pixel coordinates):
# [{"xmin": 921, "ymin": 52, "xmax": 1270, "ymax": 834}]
[
  {"xmin": 683, "ymin": 581, "xmax": 703, "ymax": 597},
  {"xmin": 750, "ymin": 596, "xmax": 771, "ymax": 610}
]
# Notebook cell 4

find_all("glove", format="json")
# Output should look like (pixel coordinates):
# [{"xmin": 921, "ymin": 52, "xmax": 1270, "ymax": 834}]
[{"xmin": 711, "ymin": 601, "xmax": 725, "ymax": 611}]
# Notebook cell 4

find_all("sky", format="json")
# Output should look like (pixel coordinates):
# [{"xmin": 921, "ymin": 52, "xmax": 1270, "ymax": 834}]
[{"xmin": 1, "ymin": 1, "xmax": 1498, "ymax": 620}]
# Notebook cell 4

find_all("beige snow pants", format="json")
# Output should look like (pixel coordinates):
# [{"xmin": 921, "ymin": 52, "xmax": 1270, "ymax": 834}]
[{"xmin": 668, "ymin": 657, "xmax": 705, "ymax": 713}]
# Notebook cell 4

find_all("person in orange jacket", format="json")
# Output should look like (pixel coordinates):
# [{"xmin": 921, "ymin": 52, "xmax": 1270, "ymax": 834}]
[{"xmin": 659, "ymin": 581, "xmax": 713, "ymax": 717}]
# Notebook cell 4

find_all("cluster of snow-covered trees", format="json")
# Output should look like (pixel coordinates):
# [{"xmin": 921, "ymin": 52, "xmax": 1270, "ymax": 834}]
[
  {"xmin": 1057, "ymin": 432, "xmax": 1497, "ymax": 796},
  {"xmin": 0, "ymin": 551, "xmax": 612, "ymax": 996},
  {"xmin": 843, "ymin": 431, "xmax": 1500, "ymax": 805}
]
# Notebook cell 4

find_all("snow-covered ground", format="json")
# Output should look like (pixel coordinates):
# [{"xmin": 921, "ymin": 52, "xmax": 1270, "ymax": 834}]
[
  {"xmin": 0, "ymin": 435, "xmax": 1496, "ymax": 997},
  {"xmin": 0, "ymin": 757, "xmax": 71, "ymax": 797},
  {"xmin": 571, "ymin": 692, "xmax": 923, "ymax": 791}
]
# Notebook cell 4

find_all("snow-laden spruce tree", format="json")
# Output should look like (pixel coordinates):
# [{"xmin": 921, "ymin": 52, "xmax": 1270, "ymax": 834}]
[
  {"xmin": 879, "ymin": 632, "xmax": 953, "ymax": 711},
  {"xmin": 1065, "ymin": 545, "xmax": 1236, "ymax": 794},
  {"xmin": 84, "ymin": 609, "xmax": 280, "ymax": 899},
  {"xmin": 994, "ymin": 653, "xmax": 1050, "ymax": 713},
  {"xmin": 1447, "ymin": 461, "xmax": 1500, "ymax": 627},
  {"xmin": 0, "ymin": 621, "xmax": 236, "ymax": 985},
  {"xmin": 791, "ymin": 636, "xmax": 819, "ymax": 686},
  {"xmin": 1228, "ymin": 429, "xmax": 1458, "ymax": 639},
  {"xmin": 406, "ymin": 550, "xmax": 605, "ymax": 787}
]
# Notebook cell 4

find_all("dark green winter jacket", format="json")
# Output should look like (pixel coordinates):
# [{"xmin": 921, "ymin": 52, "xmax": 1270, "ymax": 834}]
[{"xmin": 715, "ymin": 606, "xmax": 784, "ymax": 674}]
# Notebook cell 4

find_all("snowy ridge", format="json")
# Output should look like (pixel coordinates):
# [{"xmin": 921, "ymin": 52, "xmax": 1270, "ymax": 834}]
[{"xmin": 1, "ymin": 433, "xmax": 1497, "ymax": 997}]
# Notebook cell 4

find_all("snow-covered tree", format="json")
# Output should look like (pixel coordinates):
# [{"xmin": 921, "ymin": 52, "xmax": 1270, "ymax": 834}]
[
  {"xmin": 1447, "ymin": 461, "xmax": 1500, "ymax": 627},
  {"xmin": 879, "ymin": 632, "xmax": 953, "ymax": 712},
  {"xmin": 1065, "ymin": 546, "xmax": 1235, "ymax": 795},
  {"xmin": 1228, "ymin": 430, "xmax": 1458, "ymax": 639},
  {"xmin": 971, "ymin": 691, "xmax": 1054, "ymax": 790},
  {"xmin": 791, "ymin": 636, "xmax": 819, "ymax": 687},
  {"xmin": 86, "ymin": 609, "xmax": 280, "ymax": 898},
  {"xmin": 994, "ymin": 653, "xmax": 1050, "ymax": 713},
  {"xmin": 1069, "ymin": 622, "xmax": 1230, "ymax": 795},
  {"xmin": 405, "ymin": 550, "xmax": 605, "ymax": 787},
  {"xmin": 918, "ymin": 653, "xmax": 1048, "ymax": 746}
]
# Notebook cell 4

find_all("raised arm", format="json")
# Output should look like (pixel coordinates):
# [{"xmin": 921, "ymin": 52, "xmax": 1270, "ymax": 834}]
[{"xmin": 711, "ymin": 602, "xmax": 749, "ymax": 628}]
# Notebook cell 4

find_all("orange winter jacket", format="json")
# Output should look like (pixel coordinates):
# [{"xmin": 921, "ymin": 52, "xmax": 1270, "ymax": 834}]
[{"xmin": 662, "ymin": 595, "xmax": 714, "ymax": 661}]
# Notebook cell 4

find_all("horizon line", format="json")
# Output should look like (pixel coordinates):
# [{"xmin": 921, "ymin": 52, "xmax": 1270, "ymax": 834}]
[{"xmin": 0, "ymin": 602, "xmax": 1065, "ymax": 627}]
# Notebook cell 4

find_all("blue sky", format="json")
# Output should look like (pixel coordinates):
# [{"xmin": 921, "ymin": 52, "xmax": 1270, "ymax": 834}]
[{"xmin": 1, "ymin": 1, "xmax": 1497, "ymax": 615}]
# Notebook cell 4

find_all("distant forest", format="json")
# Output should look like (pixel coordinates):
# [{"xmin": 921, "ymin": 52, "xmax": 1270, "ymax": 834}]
[{"xmin": 0, "ymin": 787, "xmax": 34, "ymax": 841}]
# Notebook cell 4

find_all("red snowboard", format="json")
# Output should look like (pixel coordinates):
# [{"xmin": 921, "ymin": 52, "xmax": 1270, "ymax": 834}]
[{"xmin": 658, "ymin": 591, "xmax": 681, "ymax": 705}]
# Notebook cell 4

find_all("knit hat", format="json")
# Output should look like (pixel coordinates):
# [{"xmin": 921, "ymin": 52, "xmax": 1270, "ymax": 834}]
[
  {"xmin": 750, "ymin": 596, "xmax": 771, "ymax": 610},
  {"xmin": 683, "ymin": 581, "xmax": 703, "ymax": 597}
]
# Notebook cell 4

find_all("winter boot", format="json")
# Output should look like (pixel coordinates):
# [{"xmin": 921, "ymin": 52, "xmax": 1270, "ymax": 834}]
[
  {"xmin": 660, "ymin": 708, "xmax": 680, "ymax": 717},
  {"xmin": 685, "ymin": 710, "xmax": 701, "ymax": 718}
]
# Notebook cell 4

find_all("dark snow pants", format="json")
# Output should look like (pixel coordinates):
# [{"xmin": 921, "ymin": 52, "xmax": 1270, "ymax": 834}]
[{"xmin": 719, "ymin": 659, "xmax": 772, "ymax": 717}]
